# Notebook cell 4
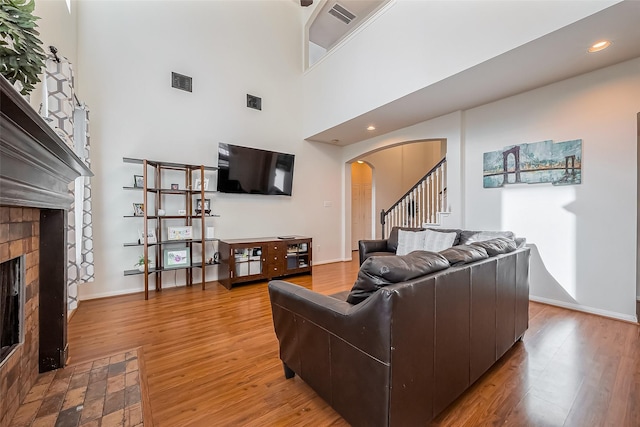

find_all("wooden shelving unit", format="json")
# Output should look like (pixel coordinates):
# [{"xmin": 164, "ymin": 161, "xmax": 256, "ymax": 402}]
[{"xmin": 122, "ymin": 157, "xmax": 218, "ymax": 299}]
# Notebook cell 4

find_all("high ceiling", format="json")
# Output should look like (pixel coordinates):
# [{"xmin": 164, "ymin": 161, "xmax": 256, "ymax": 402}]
[
  {"xmin": 305, "ymin": 1, "xmax": 640, "ymax": 146},
  {"xmin": 309, "ymin": 0, "xmax": 386, "ymax": 50}
]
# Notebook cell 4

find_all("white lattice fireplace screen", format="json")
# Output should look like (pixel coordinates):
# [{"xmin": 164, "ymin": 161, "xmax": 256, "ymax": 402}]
[{"xmin": 41, "ymin": 47, "xmax": 94, "ymax": 312}]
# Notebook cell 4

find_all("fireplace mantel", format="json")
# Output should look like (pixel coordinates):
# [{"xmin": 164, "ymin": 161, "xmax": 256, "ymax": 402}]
[{"xmin": 0, "ymin": 76, "xmax": 92, "ymax": 208}]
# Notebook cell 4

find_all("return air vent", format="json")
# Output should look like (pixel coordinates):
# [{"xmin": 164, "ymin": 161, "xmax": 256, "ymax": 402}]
[{"xmin": 328, "ymin": 3, "xmax": 356, "ymax": 25}]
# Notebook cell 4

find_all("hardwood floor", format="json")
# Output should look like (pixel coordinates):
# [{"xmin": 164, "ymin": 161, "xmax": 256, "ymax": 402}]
[{"xmin": 68, "ymin": 258, "xmax": 640, "ymax": 426}]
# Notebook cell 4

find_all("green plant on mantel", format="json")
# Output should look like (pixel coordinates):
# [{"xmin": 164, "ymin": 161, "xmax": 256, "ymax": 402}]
[{"xmin": 0, "ymin": 0, "xmax": 45, "ymax": 96}]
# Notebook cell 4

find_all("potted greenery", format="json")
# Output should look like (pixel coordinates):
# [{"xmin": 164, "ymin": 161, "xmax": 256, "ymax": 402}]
[
  {"xmin": 135, "ymin": 255, "xmax": 155, "ymax": 272},
  {"xmin": 0, "ymin": 0, "xmax": 46, "ymax": 96}
]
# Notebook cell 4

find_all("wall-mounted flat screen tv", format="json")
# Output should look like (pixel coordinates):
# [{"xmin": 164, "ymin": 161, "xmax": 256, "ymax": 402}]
[{"xmin": 217, "ymin": 143, "xmax": 295, "ymax": 196}]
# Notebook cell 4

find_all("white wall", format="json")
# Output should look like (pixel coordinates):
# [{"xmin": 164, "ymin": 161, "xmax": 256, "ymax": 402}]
[
  {"xmin": 73, "ymin": 1, "xmax": 344, "ymax": 299},
  {"xmin": 32, "ymin": 0, "xmax": 77, "ymax": 111},
  {"xmin": 464, "ymin": 58, "xmax": 639, "ymax": 322},
  {"xmin": 302, "ymin": 0, "xmax": 619, "ymax": 138},
  {"xmin": 342, "ymin": 58, "xmax": 639, "ymax": 321}
]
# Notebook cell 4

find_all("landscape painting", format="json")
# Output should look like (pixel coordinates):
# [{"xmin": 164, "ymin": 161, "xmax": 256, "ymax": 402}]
[{"xmin": 483, "ymin": 139, "xmax": 582, "ymax": 188}]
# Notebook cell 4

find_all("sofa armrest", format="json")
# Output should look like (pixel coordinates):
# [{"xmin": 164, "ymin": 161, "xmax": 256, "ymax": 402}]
[
  {"xmin": 268, "ymin": 280, "xmax": 393, "ymax": 364},
  {"xmin": 358, "ymin": 239, "xmax": 391, "ymax": 265},
  {"xmin": 269, "ymin": 280, "xmax": 395, "ymax": 426},
  {"xmin": 269, "ymin": 280, "xmax": 354, "ymax": 319}
]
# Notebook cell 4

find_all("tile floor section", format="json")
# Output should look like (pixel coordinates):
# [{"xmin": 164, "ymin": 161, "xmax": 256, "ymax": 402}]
[{"xmin": 9, "ymin": 349, "xmax": 145, "ymax": 427}]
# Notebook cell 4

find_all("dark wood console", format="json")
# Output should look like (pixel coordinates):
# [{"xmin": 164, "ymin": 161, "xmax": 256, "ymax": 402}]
[{"xmin": 218, "ymin": 236, "xmax": 312, "ymax": 289}]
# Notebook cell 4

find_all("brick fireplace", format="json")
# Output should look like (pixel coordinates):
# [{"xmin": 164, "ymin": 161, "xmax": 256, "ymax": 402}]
[
  {"xmin": 0, "ymin": 77, "xmax": 92, "ymax": 426},
  {"xmin": 0, "ymin": 207, "xmax": 39, "ymax": 426}
]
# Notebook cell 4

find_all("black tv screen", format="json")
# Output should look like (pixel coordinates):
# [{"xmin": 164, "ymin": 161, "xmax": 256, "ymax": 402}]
[{"xmin": 217, "ymin": 143, "xmax": 295, "ymax": 196}]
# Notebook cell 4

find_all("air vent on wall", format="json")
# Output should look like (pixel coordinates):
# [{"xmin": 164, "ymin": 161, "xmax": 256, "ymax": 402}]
[
  {"xmin": 328, "ymin": 3, "xmax": 356, "ymax": 25},
  {"xmin": 171, "ymin": 72, "xmax": 192, "ymax": 92}
]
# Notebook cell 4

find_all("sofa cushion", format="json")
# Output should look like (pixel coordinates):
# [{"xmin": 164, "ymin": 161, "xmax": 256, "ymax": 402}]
[
  {"xmin": 459, "ymin": 230, "xmax": 515, "ymax": 245},
  {"xmin": 470, "ymin": 237, "xmax": 517, "ymax": 256},
  {"xmin": 396, "ymin": 229, "xmax": 428, "ymax": 255},
  {"xmin": 439, "ymin": 245, "xmax": 489, "ymax": 266},
  {"xmin": 347, "ymin": 251, "xmax": 450, "ymax": 305},
  {"xmin": 387, "ymin": 227, "xmax": 425, "ymax": 252},
  {"xmin": 423, "ymin": 229, "xmax": 457, "ymax": 252}
]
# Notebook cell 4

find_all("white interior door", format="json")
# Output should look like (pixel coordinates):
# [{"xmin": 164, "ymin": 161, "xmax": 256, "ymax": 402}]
[
  {"xmin": 352, "ymin": 183, "xmax": 363, "ymax": 250},
  {"xmin": 352, "ymin": 183, "xmax": 373, "ymax": 250},
  {"xmin": 364, "ymin": 183, "xmax": 372, "ymax": 240}
]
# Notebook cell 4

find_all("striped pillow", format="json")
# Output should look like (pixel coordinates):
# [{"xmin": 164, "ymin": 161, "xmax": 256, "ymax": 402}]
[
  {"xmin": 396, "ymin": 230, "xmax": 427, "ymax": 255},
  {"xmin": 423, "ymin": 229, "xmax": 457, "ymax": 252}
]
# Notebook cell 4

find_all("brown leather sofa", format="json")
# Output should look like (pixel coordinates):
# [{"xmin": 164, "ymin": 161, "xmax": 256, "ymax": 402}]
[{"xmin": 268, "ymin": 244, "xmax": 530, "ymax": 427}]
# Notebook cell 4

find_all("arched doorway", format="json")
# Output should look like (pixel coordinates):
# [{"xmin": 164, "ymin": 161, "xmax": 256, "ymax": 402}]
[{"xmin": 349, "ymin": 139, "xmax": 446, "ymax": 246}]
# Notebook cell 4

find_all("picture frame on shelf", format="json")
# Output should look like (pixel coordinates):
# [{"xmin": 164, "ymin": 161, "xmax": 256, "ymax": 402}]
[
  {"xmin": 164, "ymin": 247, "xmax": 191, "ymax": 269},
  {"xmin": 138, "ymin": 228, "xmax": 157, "ymax": 244},
  {"xmin": 134, "ymin": 175, "xmax": 144, "ymax": 188},
  {"xmin": 195, "ymin": 198, "xmax": 211, "ymax": 215},
  {"xmin": 167, "ymin": 226, "xmax": 193, "ymax": 240},
  {"xmin": 171, "ymin": 183, "xmax": 179, "ymax": 190},
  {"xmin": 132, "ymin": 203, "xmax": 144, "ymax": 216},
  {"xmin": 194, "ymin": 178, "xmax": 209, "ymax": 191}
]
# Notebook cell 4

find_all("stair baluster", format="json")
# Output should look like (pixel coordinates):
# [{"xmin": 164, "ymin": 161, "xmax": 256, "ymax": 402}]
[{"xmin": 380, "ymin": 158, "xmax": 447, "ymax": 238}]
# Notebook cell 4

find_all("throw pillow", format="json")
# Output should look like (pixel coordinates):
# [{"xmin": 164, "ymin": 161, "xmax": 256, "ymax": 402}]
[
  {"xmin": 387, "ymin": 227, "xmax": 425, "ymax": 252},
  {"xmin": 427, "ymin": 228, "xmax": 462, "ymax": 245},
  {"xmin": 439, "ymin": 245, "xmax": 489, "ymax": 266},
  {"xmin": 396, "ymin": 229, "xmax": 427, "ymax": 256},
  {"xmin": 459, "ymin": 230, "xmax": 516, "ymax": 245},
  {"xmin": 470, "ymin": 237, "xmax": 517, "ymax": 256},
  {"xmin": 347, "ymin": 251, "xmax": 450, "ymax": 305},
  {"xmin": 423, "ymin": 229, "xmax": 457, "ymax": 252}
]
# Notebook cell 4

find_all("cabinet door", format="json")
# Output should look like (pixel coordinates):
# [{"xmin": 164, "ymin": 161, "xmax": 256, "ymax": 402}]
[
  {"xmin": 285, "ymin": 240, "xmax": 311, "ymax": 273},
  {"xmin": 231, "ymin": 243, "xmax": 266, "ymax": 282}
]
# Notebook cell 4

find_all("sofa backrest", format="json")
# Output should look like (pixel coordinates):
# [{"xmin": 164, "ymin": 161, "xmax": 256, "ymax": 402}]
[{"xmin": 371, "ymin": 247, "xmax": 530, "ymax": 425}]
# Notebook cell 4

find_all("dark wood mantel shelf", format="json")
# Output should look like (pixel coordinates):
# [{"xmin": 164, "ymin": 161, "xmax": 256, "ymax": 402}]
[{"xmin": 0, "ymin": 76, "xmax": 93, "ymax": 209}]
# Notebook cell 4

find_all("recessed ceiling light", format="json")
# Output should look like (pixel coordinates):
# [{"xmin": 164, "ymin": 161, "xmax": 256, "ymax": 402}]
[
  {"xmin": 588, "ymin": 40, "xmax": 611, "ymax": 53},
  {"xmin": 367, "ymin": 126, "xmax": 376, "ymax": 131},
  {"xmin": 357, "ymin": 160, "xmax": 364, "ymax": 164}
]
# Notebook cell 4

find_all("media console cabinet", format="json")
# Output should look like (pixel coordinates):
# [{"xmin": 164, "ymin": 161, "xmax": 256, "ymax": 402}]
[{"xmin": 218, "ymin": 236, "xmax": 312, "ymax": 289}]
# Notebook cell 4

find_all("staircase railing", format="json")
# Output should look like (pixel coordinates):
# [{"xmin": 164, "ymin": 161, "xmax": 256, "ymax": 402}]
[{"xmin": 381, "ymin": 157, "xmax": 447, "ymax": 238}]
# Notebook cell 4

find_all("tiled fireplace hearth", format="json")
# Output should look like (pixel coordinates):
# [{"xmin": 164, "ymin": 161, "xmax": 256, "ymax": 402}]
[{"xmin": 0, "ymin": 76, "xmax": 92, "ymax": 426}]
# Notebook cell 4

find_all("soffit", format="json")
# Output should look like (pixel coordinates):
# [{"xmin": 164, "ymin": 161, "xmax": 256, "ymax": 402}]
[{"xmin": 306, "ymin": 1, "xmax": 640, "ymax": 146}]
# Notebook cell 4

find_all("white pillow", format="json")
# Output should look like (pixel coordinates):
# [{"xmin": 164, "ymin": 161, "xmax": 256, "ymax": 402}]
[
  {"xmin": 396, "ymin": 230, "xmax": 427, "ymax": 256},
  {"xmin": 465, "ymin": 231, "xmax": 515, "ymax": 244},
  {"xmin": 423, "ymin": 229, "xmax": 457, "ymax": 252}
]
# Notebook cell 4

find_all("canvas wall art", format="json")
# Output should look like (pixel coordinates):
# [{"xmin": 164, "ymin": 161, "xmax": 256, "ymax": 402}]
[{"xmin": 483, "ymin": 139, "xmax": 582, "ymax": 188}]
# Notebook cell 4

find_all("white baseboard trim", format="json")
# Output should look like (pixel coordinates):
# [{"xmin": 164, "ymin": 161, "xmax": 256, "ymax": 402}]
[
  {"xmin": 68, "ymin": 305, "xmax": 78, "ymax": 323},
  {"xmin": 530, "ymin": 295, "xmax": 638, "ymax": 323},
  {"xmin": 313, "ymin": 258, "xmax": 349, "ymax": 266},
  {"xmin": 79, "ymin": 260, "xmax": 353, "ymax": 300},
  {"xmin": 80, "ymin": 286, "xmax": 145, "ymax": 301}
]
